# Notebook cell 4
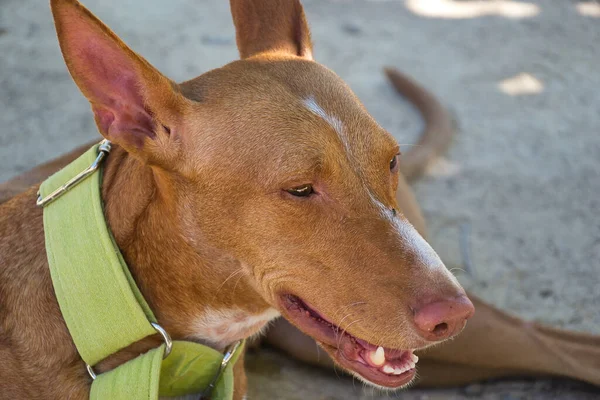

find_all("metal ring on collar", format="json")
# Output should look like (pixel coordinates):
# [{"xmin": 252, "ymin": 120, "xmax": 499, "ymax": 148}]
[
  {"xmin": 36, "ymin": 139, "xmax": 112, "ymax": 207},
  {"xmin": 151, "ymin": 322, "xmax": 173, "ymax": 359},
  {"xmin": 85, "ymin": 322, "xmax": 172, "ymax": 380},
  {"xmin": 199, "ymin": 340, "xmax": 242, "ymax": 399},
  {"xmin": 86, "ymin": 364, "xmax": 97, "ymax": 380}
]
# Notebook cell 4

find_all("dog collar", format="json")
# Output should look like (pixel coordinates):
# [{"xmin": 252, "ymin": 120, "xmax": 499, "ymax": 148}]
[{"xmin": 38, "ymin": 141, "xmax": 244, "ymax": 400}]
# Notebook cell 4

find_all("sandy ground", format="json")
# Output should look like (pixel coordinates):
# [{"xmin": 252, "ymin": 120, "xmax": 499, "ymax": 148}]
[{"xmin": 1, "ymin": 0, "xmax": 599, "ymax": 398}]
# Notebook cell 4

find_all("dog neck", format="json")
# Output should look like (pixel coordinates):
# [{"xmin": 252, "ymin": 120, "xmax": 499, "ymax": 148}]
[{"xmin": 95, "ymin": 145, "xmax": 276, "ymax": 371}]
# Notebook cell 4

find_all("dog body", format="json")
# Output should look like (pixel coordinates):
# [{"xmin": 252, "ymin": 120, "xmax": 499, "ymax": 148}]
[{"xmin": 0, "ymin": 0, "xmax": 476, "ymax": 398}]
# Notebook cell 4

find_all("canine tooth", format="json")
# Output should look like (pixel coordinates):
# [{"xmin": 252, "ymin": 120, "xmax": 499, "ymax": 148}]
[
  {"xmin": 382, "ymin": 365, "xmax": 395, "ymax": 374},
  {"xmin": 370, "ymin": 346, "xmax": 385, "ymax": 366},
  {"xmin": 411, "ymin": 354, "xmax": 419, "ymax": 363}
]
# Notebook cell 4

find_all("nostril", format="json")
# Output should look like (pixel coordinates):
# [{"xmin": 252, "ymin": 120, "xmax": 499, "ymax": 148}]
[
  {"xmin": 431, "ymin": 322, "xmax": 448, "ymax": 336},
  {"xmin": 413, "ymin": 295, "xmax": 474, "ymax": 341}
]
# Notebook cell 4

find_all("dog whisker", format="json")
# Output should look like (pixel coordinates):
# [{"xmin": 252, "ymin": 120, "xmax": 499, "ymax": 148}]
[
  {"xmin": 332, "ymin": 301, "xmax": 367, "ymax": 321},
  {"xmin": 337, "ymin": 318, "xmax": 363, "ymax": 349},
  {"xmin": 449, "ymin": 267, "xmax": 467, "ymax": 274},
  {"xmin": 213, "ymin": 268, "xmax": 245, "ymax": 299},
  {"xmin": 335, "ymin": 312, "xmax": 354, "ymax": 336}
]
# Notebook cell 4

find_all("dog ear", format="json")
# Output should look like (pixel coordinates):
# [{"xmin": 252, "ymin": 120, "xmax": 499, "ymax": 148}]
[
  {"xmin": 230, "ymin": 0, "xmax": 313, "ymax": 60},
  {"xmin": 50, "ymin": 0, "xmax": 185, "ymax": 158}
]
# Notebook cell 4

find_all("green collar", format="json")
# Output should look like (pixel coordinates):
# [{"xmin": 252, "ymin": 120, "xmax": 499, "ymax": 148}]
[{"xmin": 39, "ymin": 141, "xmax": 244, "ymax": 400}]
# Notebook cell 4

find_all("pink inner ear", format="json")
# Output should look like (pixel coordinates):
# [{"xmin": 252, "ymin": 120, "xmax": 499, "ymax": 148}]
[{"xmin": 60, "ymin": 13, "xmax": 156, "ymax": 147}]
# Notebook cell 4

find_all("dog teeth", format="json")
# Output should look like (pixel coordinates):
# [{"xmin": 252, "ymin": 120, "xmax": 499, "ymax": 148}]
[
  {"xmin": 369, "ymin": 346, "xmax": 386, "ymax": 366},
  {"xmin": 382, "ymin": 363, "xmax": 413, "ymax": 376},
  {"xmin": 382, "ymin": 365, "xmax": 395, "ymax": 374},
  {"xmin": 375, "ymin": 350, "xmax": 419, "ymax": 376}
]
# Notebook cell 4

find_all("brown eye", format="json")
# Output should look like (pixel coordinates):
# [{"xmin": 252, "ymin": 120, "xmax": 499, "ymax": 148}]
[
  {"xmin": 286, "ymin": 184, "xmax": 314, "ymax": 197},
  {"xmin": 390, "ymin": 153, "xmax": 400, "ymax": 172}
]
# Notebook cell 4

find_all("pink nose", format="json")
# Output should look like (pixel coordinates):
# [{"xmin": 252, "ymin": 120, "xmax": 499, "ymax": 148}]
[{"xmin": 413, "ymin": 295, "xmax": 475, "ymax": 341}]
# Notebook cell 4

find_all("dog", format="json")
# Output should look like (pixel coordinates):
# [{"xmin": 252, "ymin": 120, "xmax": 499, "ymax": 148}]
[
  {"xmin": 0, "ymin": 0, "xmax": 476, "ymax": 398},
  {"xmin": 2, "ymin": 1, "xmax": 600, "ymax": 399}
]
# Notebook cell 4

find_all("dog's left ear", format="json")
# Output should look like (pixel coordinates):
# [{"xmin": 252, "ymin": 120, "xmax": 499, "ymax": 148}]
[
  {"xmin": 230, "ymin": 0, "xmax": 313, "ymax": 60},
  {"xmin": 50, "ymin": 0, "xmax": 187, "ymax": 161}
]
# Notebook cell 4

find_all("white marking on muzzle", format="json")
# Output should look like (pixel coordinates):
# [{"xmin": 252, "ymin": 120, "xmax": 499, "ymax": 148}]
[{"xmin": 368, "ymin": 192, "xmax": 443, "ymax": 269}]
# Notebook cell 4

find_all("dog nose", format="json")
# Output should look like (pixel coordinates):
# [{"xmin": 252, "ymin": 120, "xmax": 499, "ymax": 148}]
[{"xmin": 413, "ymin": 295, "xmax": 475, "ymax": 341}]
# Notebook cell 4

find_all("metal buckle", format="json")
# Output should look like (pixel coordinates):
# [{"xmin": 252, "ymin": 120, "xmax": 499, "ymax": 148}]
[
  {"xmin": 199, "ymin": 341, "xmax": 242, "ymax": 399},
  {"xmin": 85, "ymin": 322, "xmax": 172, "ymax": 380},
  {"xmin": 36, "ymin": 140, "xmax": 112, "ymax": 207}
]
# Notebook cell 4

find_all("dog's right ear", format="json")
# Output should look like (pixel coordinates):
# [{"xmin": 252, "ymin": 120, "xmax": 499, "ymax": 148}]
[
  {"xmin": 230, "ymin": 0, "xmax": 313, "ymax": 60},
  {"xmin": 50, "ymin": 0, "xmax": 186, "ymax": 160}
]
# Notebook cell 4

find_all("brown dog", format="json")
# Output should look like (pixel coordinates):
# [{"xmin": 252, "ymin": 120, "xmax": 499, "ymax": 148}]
[
  {"xmin": 0, "ymin": 0, "xmax": 476, "ymax": 398},
  {"xmin": 0, "ymin": 2, "xmax": 600, "ymax": 398},
  {"xmin": 4, "ymin": 68, "xmax": 600, "ymax": 393}
]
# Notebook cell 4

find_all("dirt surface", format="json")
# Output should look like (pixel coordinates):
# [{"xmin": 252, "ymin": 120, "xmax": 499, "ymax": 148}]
[
  {"xmin": 1, "ymin": 0, "xmax": 599, "ymax": 398},
  {"xmin": 245, "ymin": 349, "xmax": 599, "ymax": 400}
]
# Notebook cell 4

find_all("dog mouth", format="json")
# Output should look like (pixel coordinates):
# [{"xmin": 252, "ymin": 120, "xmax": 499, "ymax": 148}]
[{"xmin": 279, "ymin": 294, "xmax": 418, "ymax": 388}]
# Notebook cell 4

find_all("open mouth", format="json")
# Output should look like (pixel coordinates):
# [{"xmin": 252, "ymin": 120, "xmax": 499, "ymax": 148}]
[{"xmin": 279, "ymin": 294, "xmax": 418, "ymax": 388}]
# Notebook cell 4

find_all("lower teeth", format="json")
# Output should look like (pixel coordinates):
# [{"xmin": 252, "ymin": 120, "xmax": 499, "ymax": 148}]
[{"xmin": 381, "ymin": 364, "xmax": 412, "ymax": 375}]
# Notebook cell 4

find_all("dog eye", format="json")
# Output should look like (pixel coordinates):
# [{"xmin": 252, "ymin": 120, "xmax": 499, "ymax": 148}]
[
  {"xmin": 390, "ymin": 153, "xmax": 400, "ymax": 172},
  {"xmin": 286, "ymin": 184, "xmax": 314, "ymax": 197}
]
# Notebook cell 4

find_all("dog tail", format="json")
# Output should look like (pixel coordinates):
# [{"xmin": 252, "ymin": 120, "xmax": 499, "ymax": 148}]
[{"xmin": 384, "ymin": 67, "xmax": 455, "ymax": 181}]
